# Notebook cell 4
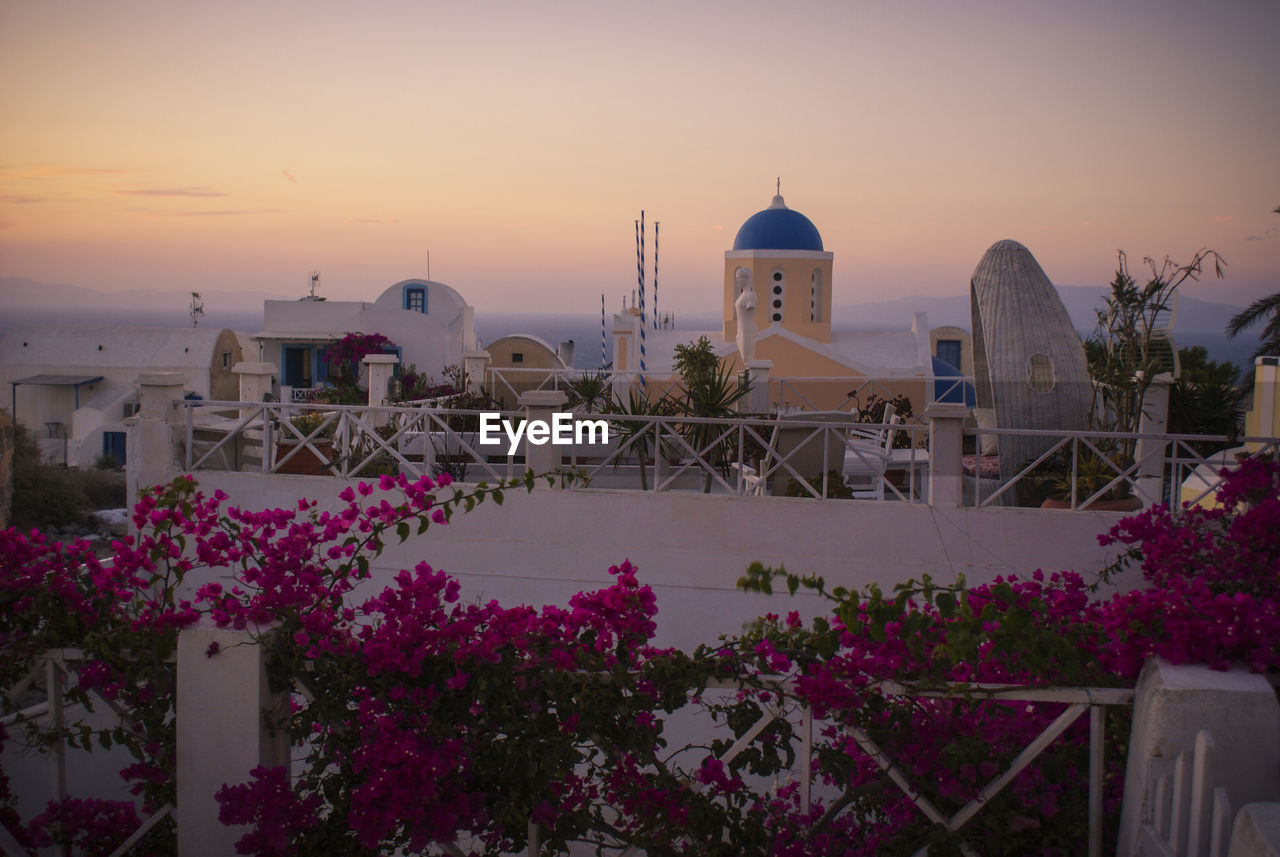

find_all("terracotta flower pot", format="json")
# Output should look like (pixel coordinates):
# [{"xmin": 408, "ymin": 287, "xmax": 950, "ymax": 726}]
[{"xmin": 276, "ymin": 440, "xmax": 335, "ymax": 476}]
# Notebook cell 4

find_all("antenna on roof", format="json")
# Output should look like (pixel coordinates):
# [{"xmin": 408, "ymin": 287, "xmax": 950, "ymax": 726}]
[
  {"xmin": 307, "ymin": 270, "xmax": 321, "ymax": 301},
  {"xmin": 776, "ymin": 176, "xmax": 780, "ymax": 195},
  {"xmin": 189, "ymin": 292, "xmax": 204, "ymax": 328}
]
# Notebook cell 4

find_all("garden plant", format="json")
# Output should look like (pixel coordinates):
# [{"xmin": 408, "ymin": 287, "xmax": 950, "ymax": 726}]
[{"xmin": 0, "ymin": 455, "xmax": 1276, "ymax": 855}]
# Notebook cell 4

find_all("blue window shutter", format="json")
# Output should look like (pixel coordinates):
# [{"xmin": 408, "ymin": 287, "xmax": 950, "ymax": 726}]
[
  {"xmin": 316, "ymin": 347, "xmax": 331, "ymax": 383},
  {"xmin": 405, "ymin": 287, "xmax": 426, "ymax": 313}
]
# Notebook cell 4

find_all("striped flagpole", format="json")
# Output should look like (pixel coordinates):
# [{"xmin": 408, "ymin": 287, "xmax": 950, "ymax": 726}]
[
  {"xmin": 601, "ymin": 292, "xmax": 607, "ymax": 369},
  {"xmin": 653, "ymin": 221, "xmax": 659, "ymax": 329},
  {"xmin": 636, "ymin": 212, "xmax": 646, "ymax": 391}
]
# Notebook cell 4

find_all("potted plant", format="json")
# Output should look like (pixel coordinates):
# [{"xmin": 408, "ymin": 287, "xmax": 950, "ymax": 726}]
[
  {"xmin": 670, "ymin": 336, "xmax": 751, "ymax": 493},
  {"xmin": 604, "ymin": 389, "xmax": 675, "ymax": 490},
  {"xmin": 1040, "ymin": 450, "xmax": 1142, "ymax": 511},
  {"xmin": 276, "ymin": 410, "xmax": 336, "ymax": 476}
]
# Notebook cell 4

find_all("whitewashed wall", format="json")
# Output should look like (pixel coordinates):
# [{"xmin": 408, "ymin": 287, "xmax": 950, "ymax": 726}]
[{"xmin": 183, "ymin": 472, "xmax": 1138, "ymax": 652}]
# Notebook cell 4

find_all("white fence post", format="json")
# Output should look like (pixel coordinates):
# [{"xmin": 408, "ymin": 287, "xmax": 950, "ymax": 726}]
[
  {"xmin": 363, "ymin": 354, "xmax": 399, "ymax": 432},
  {"xmin": 233, "ymin": 362, "xmax": 276, "ymax": 412},
  {"xmin": 743, "ymin": 359, "xmax": 773, "ymax": 414},
  {"xmin": 464, "ymin": 349, "xmax": 490, "ymax": 396},
  {"xmin": 176, "ymin": 623, "xmax": 288, "ymax": 857},
  {"xmin": 519, "ymin": 390, "xmax": 568, "ymax": 482},
  {"xmin": 1117, "ymin": 659, "xmax": 1280, "ymax": 857},
  {"xmin": 924, "ymin": 402, "xmax": 969, "ymax": 508},
  {"xmin": 126, "ymin": 372, "xmax": 186, "ymax": 517}
]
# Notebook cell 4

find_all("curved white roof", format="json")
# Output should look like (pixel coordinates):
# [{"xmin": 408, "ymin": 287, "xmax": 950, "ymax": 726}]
[
  {"xmin": 0, "ymin": 324, "xmax": 237, "ymax": 370},
  {"xmin": 375, "ymin": 279, "xmax": 469, "ymax": 314}
]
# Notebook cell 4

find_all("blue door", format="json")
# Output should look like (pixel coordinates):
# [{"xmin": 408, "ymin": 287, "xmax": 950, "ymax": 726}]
[
  {"xmin": 283, "ymin": 346, "xmax": 314, "ymax": 387},
  {"xmin": 936, "ymin": 339, "xmax": 962, "ymax": 370},
  {"xmin": 103, "ymin": 431, "xmax": 127, "ymax": 466}
]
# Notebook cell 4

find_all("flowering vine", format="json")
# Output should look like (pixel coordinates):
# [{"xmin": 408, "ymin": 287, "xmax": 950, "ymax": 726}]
[{"xmin": 0, "ymin": 458, "xmax": 1274, "ymax": 856}]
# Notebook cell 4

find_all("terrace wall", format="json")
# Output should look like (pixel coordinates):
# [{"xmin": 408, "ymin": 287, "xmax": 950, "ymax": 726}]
[{"xmin": 182, "ymin": 470, "xmax": 1137, "ymax": 652}]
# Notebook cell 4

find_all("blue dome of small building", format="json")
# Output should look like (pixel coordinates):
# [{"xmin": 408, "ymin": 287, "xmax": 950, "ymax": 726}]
[
  {"xmin": 732, "ymin": 194, "xmax": 824, "ymax": 252},
  {"xmin": 931, "ymin": 356, "xmax": 977, "ymax": 406}
]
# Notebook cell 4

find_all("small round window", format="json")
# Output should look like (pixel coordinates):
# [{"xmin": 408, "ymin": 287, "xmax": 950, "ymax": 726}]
[
  {"xmin": 772, "ymin": 299, "xmax": 782, "ymax": 309},
  {"xmin": 1027, "ymin": 353, "xmax": 1055, "ymax": 393},
  {"xmin": 772, "ymin": 285, "xmax": 782, "ymax": 295},
  {"xmin": 772, "ymin": 271, "xmax": 783, "ymax": 282},
  {"xmin": 772, "ymin": 313, "xmax": 782, "ymax": 322}
]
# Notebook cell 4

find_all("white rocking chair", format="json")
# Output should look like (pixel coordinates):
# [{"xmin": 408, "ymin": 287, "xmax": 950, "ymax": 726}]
[{"xmin": 843, "ymin": 412, "xmax": 900, "ymax": 501}]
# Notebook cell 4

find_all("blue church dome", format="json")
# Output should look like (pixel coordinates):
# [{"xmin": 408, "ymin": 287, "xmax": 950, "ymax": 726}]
[{"xmin": 732, "ymin": 194, "xmax": 824, "ymax": 252}]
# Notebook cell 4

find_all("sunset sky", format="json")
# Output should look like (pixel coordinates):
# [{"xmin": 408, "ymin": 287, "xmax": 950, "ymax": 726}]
[{"xmin": 1, "ymin": 0, "xmax": 1277, "ymax": 319}]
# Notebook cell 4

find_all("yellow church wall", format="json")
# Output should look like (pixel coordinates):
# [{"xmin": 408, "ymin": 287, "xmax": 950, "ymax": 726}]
[
  {"xmin": 615, "ymin": 335, "xmax": 630, "ymax": 372},
  {"xmin": 712, "ymin": 336, "xmax": 928, "ymax": 414},
  {"xmin": 723, "ymin": 252, "xmax": 833, "ymax": 344},
  {"xmin": 720, "ymin": 335, "xmax": 848, "ymax": 377}
]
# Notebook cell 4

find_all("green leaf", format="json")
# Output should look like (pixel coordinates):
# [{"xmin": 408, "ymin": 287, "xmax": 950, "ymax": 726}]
[
  {"xmin": 935, "ymin": 592, "xmax": 955, "ymax": 618},
  {"xmin": 396, "ymin": 522, "xmax": 410, "ymax": 543}
]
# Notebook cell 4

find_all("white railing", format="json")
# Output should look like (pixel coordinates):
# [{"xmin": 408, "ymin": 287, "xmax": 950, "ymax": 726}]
[
  {"xmin": 965, "ymin": 426, "xmax": 1279, "ymax": 513},
  {"xmin": 290, "ymin": 671, "xmax": 1131, "ymax": 857},
  {"xmin": 3, "ymin": 641, "xmax": 1135, "ymax": 857},
  {"xmin": 183, "ymin": 400, "xmax": 519, "ymax": 483},
  {"xmin": 787, "ymin": 679, "xmax": 1133, "ymax": 857},
  {"xmin": 560, "ymin": 412, "xmax": 928, "ymax": 501},
  {"xmin": 181, "ymin": 401, "xmax": 926, "ymax": 501},
  {"xmin": 280, "ymin": 385, "xmax": 329, "ymax": 404},
  {"xmin": 1139, "ymin": 729, "xmax": 1234, "ymax": 857},
  {"xmin": 178, "ymin": 400, "xmax": 1277, "ymax": 511},
  {"xmin": 1, "ymin": 649, "xmax": 174, "ymax": 857},
  {"xmin": 485, "ymin": 367, "xmax": 621, "ymax": 408}
]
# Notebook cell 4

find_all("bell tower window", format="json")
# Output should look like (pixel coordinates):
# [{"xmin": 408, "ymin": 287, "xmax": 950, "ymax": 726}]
[
  {"xmin": 770, "ymin": 268, "xmax": 784, "ymax": 323},
  {"xmin": 810, "ymin": 269, "xmax": 823, "ymax": 322}
]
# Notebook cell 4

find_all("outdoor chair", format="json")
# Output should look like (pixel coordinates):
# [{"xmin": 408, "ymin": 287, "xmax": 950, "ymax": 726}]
[
  {"xmin": 754, "ymin": 411, "xmax": 852, "ymax": 497},
  {"xmin": 842, "ymin": 414, "xmax": 901, "ymax": 501}
]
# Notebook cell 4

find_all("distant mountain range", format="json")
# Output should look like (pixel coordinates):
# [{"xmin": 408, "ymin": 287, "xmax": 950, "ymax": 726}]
[
  {"xmin": 832, "ymin": 285, "xmax": 1243, "ymax": 334},
  {"xmin": 0, "ymin": 277, "xmax": 1260, "ymax": 371},
  {"xmin": 0, "ymin": 277, "xmax": 290, "ymax": 330}
]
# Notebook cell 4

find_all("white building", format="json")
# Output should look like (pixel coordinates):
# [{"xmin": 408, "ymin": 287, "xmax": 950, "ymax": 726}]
[
  {"xmin": 0, "ymin": 324, "xmax": 244, "ymax": 467},
  {"xmin": 252, "ymin": 278, "xmax": 478, "ymax": 401}
]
